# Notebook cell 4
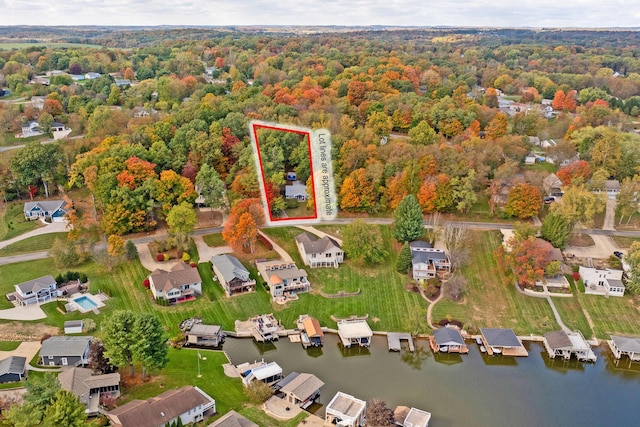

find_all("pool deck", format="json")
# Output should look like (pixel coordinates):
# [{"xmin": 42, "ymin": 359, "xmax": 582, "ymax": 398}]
[{"xmin": 69, "ymin": 292, "xmax": 106, "ymax": 313}]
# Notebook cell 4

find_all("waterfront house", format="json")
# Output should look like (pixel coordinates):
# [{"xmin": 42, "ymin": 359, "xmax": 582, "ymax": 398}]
[
  {"xmin": 24, "ymin": 200, "xmax": 68, "ymax": 222},
  {"xmin": 250, "ymin": 314, "xmax": 282, "ymax": 342},
  {"xmin": 256, "ymin": 260, "xmax": 310, "ymax": 301},
  {"xmin": 0, "ymin": 356, "xmax": 26, "ymax": 383},
  {"xmin": 337, "ymin": 319, "xmax": 372, "ymax": 348},
  {"xmin": 295, "ymin": 232, "xmax": 344, "ymax": 268},
  {"xmin": 409, "ymin": 240, "xmax": 451, "ymax": 281},
  {"xmin": 39, "ymin": 336, "xmax": 92, "ymax": 366},
  {"xmin": 275, "ymin": 372, "xmax": 324, "ymax": 409},
  {"xmin": 284, "ymin": 180, "xmax": 308, "ymax": 201},
  {"xmin": 432, "ymin": 327, "xmax": 468, "ymax": 354},
  {"xmin": 300, "ymin": 316, "xmax": 324, "ymax": 348},
  {"xmin": 148, "ymin": 263, "xmax": 202, "ymax": 304},
  {"xmin": 210, "ymin": 254, "xmax": 256, "ymax": 296},
  {"xmin": 58, "ymin": 367, "xmax": 120, "ymax": 415},
  {"xmin": 64, "ymin": 320, "xmax": 84, "ymax": 334},
  {"xmin": 106, "ymin": 386, "xmax": 216, "ymax": 427},
  {"xmin": 325, "ymin": 391, "xmax": 366, "ymax": 427},
  {"xmin": 480, "ymin": 328, "xmax": 528, "ymax": 356},
  {"xmin": 543, "ymin": 330, "xmax": 596, "ymax": 362},
  {"xmin": 393, "ymin": 406, "xmax": 432, "ymax": 427},
  {"xmin": 185, "ymin": 324, "xmax": 225, "ymax": 347},
  {"xmin": 241, "ymin": 361, "xmax": 283, "ymax": 386},
  {"xmin": 207, "ymin": 410, "xmax": 257, "ymax": 427},
  {"xmin": 7, "ymin": 275, "xmax": 59, "ymax": 306},
  {"xmin": 579, "ymin": 266, "xmax": 625, "ymax": 297},
  {"xmin": 608, "ymin": 335, "xmax": 640, "ymax": 361}
]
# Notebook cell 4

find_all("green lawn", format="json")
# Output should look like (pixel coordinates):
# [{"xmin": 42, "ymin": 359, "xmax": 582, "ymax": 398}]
[
  {"xmin": 0, "ymin": 203, "xmax": 43, "ymax": 241},
  {"xmin": 1, "ymin": 232, "xmax": 66, "ymax": 256},
  {"xmin": 552, "ymin": 298, "xmax": 593, "ymax": 338},
  {"xmin": 202, "ymin": 233, "xmax": 226, "ymax": 247},
  {"xmin": 432, "ymin": 230, "xmax": 559, "ymax": 335},
  {"xmin": 0, "ymin": 341, "xmax": 20, "ymax": 351},
  {"xmin": 576, "ymin": 294, "xmax": 640, "ymax": 339}
]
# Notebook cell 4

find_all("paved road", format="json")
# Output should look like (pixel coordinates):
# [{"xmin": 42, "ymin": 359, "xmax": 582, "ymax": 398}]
[{"xmin": 0, "ymin": 251, "xmax": 49, "ymax": 266}]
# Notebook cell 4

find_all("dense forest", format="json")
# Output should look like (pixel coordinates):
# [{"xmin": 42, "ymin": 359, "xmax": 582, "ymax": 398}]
[{"xmin": 2, "ymin": 27, "xmax": 640, "ymax": 243}]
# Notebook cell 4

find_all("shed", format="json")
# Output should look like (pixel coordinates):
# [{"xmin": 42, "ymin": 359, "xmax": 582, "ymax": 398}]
[{"xmin": 64, "ymin": 320, "xmax": 84, "ymax": 334}]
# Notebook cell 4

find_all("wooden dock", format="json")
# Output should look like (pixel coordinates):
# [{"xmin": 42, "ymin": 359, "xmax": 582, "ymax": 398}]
[{"xmin": 387, "ymin": 332, "xmax": 415, "ymax": 352}]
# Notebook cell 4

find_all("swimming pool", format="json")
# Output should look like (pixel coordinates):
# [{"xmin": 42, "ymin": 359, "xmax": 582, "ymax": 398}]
[{"xmin": 74, "ymin": 296, "xmax": 98, "ymax": 310}]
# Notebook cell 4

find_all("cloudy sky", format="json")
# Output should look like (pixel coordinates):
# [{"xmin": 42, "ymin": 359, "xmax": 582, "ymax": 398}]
[{"xmin": 1, "ymin": 0, "xmax": 639, "ymax": 28}]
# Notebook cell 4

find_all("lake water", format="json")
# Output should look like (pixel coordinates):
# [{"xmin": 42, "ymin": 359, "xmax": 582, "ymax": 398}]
[{"xmin": 223, "ymin": 334, "xmax": 640, "ymax": 427}]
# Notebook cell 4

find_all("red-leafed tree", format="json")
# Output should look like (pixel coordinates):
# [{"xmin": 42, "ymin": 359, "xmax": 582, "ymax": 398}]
[
  {"xmin": 222, "ymin": 199, "xmax": 264, "ymax": 252},
  {"xmin": 563, "ymin": 90, "xmax": 577, "ymax": 112},
  {"xmin": 417, "ymin": 180, "xmax": 437, "ymax": 213},
  {"xmin": 43, "ymin": 98, "xmax": 64, "ymax": 116},
  {"xmin": 347, "ymin": 80, "xmax": 366, "ymax": 106},
  {"xmin": 557, "ymin": 160, "xmax": 591, "ymax": 185},
  {"xmin": 116, "ymin": 157, "xmax": 157, "ymax": 189},
  {"xmin": 495, "ymin": 236, "xmax": 555, "ymax": 286},
  {"xmin": 552, "ymin": 90, "xmax": 566, "ymax": 111},
  {"xmin": 504, "ymin": 183, "xmax": 542, "ymax": 219}
]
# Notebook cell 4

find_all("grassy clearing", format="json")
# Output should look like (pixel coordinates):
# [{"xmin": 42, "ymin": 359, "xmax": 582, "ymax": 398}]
[
  {"xmin": 552, "ymin": 298, "xmax": 593, "ymax": 337},
  {"xmin": 0, "ymin": 341, "xmax": 20, "ymax": 351},
  {"xmin": 0, "ymin": 232, "xmax": 66, "ymax": 255},
  {"xmin": 432, "ymin": 230, "xmax": 559, "ymax": 335},
  {"xmin": 576, "ymin": 294, "xmax": 640, "ymax": 339},
  {"xmin": 202, "ymin": 233, "xmax": 226, "ymax": 247},
  {"xmin": 521, "ymin": 162, "xmax": 557, "ymax": 174},
  {"xmin": 0, "ymin": 203, "xmax": 43, "ymax": 241},
  {"xmin": 238, "ymin": 406, "xmax": 308, "ymax": 426},
  {"xmin": 611, "ymin": 236, "xmax": 639, "ymax": 249}
]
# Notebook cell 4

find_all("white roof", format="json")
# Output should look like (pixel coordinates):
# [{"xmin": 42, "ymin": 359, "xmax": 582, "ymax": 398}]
[
  {"xmin": 251, "ymin": 361, "xmax": 282, "ymax": 380},
  {"xmin": 337, "ymin": 320, "xmax": 372, "ymax": 339}
]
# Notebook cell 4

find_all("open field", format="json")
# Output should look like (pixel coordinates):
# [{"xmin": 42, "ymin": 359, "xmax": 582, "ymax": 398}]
[
  {"xmin": 0, "ymin": 232, "xmax": 65, "ymax": 256},
  {"xmin": 577, "ymin": 294, "xmax": 640, "ymax": 339},
  {"xmin": 431, "ymin": 230, "xmax": 560, "ymax": 335}
]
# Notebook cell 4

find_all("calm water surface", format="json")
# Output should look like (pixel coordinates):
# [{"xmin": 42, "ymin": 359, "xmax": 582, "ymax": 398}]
[{"xmin": 223, "ymin": 334, "xmax": 640, "ymax": 427}]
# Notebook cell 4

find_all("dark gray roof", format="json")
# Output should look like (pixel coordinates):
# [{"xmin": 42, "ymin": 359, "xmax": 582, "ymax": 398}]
[
  {"xmin": 611, "ymin": 336, "xmax": 640, "ymax": 353},
  {"xmin": 275, "ymin": 371, "xmax": 300, "ymax": 389},
  {"xmin": 607, "ymin": 279, "xmax": 625, "ymax": 289},
  {"xmin": 279, "ymin": 372, "xmax": 324, "ymax": 401},
  {"xmin": 433, "ymin": 328, "xmax": 465, "ymax": 346},
  {"xmin": 208, "ymin": 410, "xmax": 258, "ymax": 427},
  {"xmin": 409, "ymin": 240, "xmax": 432, "ymax": 249},
  {"xmin": 186, "ymin": 324, "xmax": 222, "ymax": 337},
  {"xmin": 295, "ymin": 232, "xmax": 341, "ymax": 254},
  {"xmin": 64, "ymin": 320, "xmax": 84, "ymax": 328},
  {"xmin": 481, "ymin": 328, "xmax": 522, "ymax": 348},
  {"xmin": 24, "ymin": 200, "xmax": 66, "ymax": 214},
  {"xmin": 210, "ymin": 254, "xmax": 250, "ymax": 283},
  {"xmin": 40, "ymin": 336, "xmax": 92, "ymax": 357},
  {"xmin": 15, "ymin": 275, "xmax": 56, "ymax": 294},
  {"xmin": 544, "ymin": 330, "xmax": 572, "ymax": 349},
  {"xmin": 0, "ymin": 356, "xmax": 26, "ymax": 376}
]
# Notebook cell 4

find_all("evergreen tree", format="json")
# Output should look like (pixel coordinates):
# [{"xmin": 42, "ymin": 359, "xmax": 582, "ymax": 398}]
[
  {"xmin": 396, "ymin": 242, "xmax": 413, "ymax": 274},
  {"xmin": 124, "ymin": 239, "xmax": 138, "ymax": 260},
  {"xmin": 41, "ymin": 390, "xmax": 87, "ymax": 427},
  {"xmin": 540, "ymin": 213, "xmax": 571, "ymax": 249},
  {"xmin": 392, "ymin": 195, "xmax": 424, "ymax": 243}
]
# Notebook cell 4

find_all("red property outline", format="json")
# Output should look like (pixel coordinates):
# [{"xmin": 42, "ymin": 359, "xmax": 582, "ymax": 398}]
[{"xmin": 251, "ymin": 123, "xmax": 318, "ymax": 222}]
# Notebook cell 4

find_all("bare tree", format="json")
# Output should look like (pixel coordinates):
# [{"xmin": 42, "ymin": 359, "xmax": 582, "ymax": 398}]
[
  {"xmin": 424, "ymin": 212, "xmax": 441, "ymax": 245},
  {"xmin": 365, "ymin": 398, "xmax": 395, "ymax": 426},
  {"xmin": 444, "ymin": 274, "xmax": 468, "ymax": 301},
  {"xmin": 442, "ymin": 222, "xmax": 469, "ymax": 271}
]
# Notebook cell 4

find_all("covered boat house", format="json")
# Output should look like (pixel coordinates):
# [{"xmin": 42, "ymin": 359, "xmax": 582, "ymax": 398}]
[{"xmin": 337, "ymin": 320, "xmax": 372, "ymax": 348}]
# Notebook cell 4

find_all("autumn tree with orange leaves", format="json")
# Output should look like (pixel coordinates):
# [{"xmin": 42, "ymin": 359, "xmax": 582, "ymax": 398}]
[
  {"xmin": 222, "ymin": 199, "xmax": 265, "ymax": 253},
  {"xmin": 503, "ymin": 183, "xmax": 542, "ymax": 219}
]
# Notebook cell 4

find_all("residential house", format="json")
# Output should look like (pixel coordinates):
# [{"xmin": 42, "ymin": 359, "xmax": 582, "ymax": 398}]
[
  {"xmin": 540, "ymin": 139, "xmax": 557, "ymax": 149},
  {"xmin": 58, "ymin": 367, "xmax": 120, "ymax": 415},
  {"xmin": 337, "ymin": 319, "xmax": 372, "ymax": 348},
  {"xmin": 0, "ymin": 356, "xmax": 26, "ymax": 383},
  {"xmin": 432, "ymin": 327, "xmax": 468, "ymax": 354},
  {"xmin": 106, "ymin": 386, "xmax": 216, "ymax": 427},
  {"xmin": 528, "ymin": 136, "xmax": 541, "ymax": 146},
  {"xmin": 51, "ymin": 121, "xmax": 67, "ymax": 132},
  {"xmin": 409, "ymin": 240, "xmax": 451, "ymax": 281},
  {"xmin": 70, "ymin": 74, "xmax": 85, "ymax": 81},
  {"xmin": 608, "ymin": 335, "xmax": 640, "ymax": 361},
  {"xmin": 275, "ymin": 372, "xmax": 324, "ymax": 409},
  {"xmin": 284, "ymin": 180, "xmax": 308, "ymax": 201},
  {"xmin": 325, "ymin": 392, "xmax": 366, "ymax": 427},
  {"xmin": 114, "ymin": 79, "xmax": 132, "ymax": 87},
  {"xmin": 241, "ymin": 361, "xmax": 283, "ymax": 386},
  {"xmin": 20, "ymin": 120, "xmax": 43, "ymax": 138},
  {"xmin": 543, "ymin": 330, "xmax": 596, "ymax": 362},
  {"xmin": 39, "ymin": 336, "xmax": 92, "ymax": 366},
  {"xmin": 24, "ymin": 200, "xmax": 68, "ymax": 222},
  {"xmin": 148, "ymin": 263, "xmax": 203, "ymax": 304},
  {"xmin": 393, "ymin": 406, "xmax": 432, "ymax": 427},
  {"xmin": 480, "ymin": 328, "xmax": 528, "ymax": 356},
  {"xmin": 207, "ymin": 410, "xmax": 257, "ymax": 427},
  {"xmin": 591, "ymin": 179, "xmax": 621, "ymax": 199},
  {"xmin": 64, "ymin": 320, "xmax": 84, "ymax": 334},
  {"xmin": 211, "ymin": 254, "xmax": 256, "ymax": 296},
  {"xmin": 85, "ymin": 72, "xmax": 101, "ymax": 79},
  {"xmin": 185, "ymin": 324, "xmax": 225, "ymax": 347},
  {"xmin": 7, "ymin": 275, "xmax": 59, "ymax": 306},
  {"xmin": 295, "ymin": 232, "xmax": 344, "ymax": 268},
  {"xmin": 542, "ymin": 173, "xmax": 563, "ymax": 196},
  {"xmin": 256, "ymin": 260, "xmax": 310, "ymax": 300},
  {"xmin": 579, "ymin": 266, "xmax": 625, "ymax": 297}
]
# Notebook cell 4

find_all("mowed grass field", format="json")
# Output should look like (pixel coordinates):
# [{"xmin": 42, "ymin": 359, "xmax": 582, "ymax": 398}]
[{"xmin": 0, "ymin": 232, "xmax": 66, "ymax": 256}]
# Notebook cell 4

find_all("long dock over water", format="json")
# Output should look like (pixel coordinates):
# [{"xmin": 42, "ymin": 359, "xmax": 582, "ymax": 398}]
[{"xmin": 387, "ymin": 332, "xmax": 415, "ymax": 352}]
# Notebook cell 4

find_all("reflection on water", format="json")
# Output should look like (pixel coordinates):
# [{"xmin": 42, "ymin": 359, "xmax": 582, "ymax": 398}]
[
  {"xmin": 305, "ymin": 346, "xmax": 324, "ymax": 358},
  {"xmin": 337, "ymin": 342, "xmax": 371, "ymax": 358},
  {"xmin": 222, "ymin": 334, "xmax": 640, "ymax": 427},
  {"xmin": 252, "ymin": 340, "xmax": 278, "ymax": 355}
]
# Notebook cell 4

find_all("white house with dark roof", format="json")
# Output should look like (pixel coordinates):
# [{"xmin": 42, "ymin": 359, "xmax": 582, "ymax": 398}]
[
  {"xmin": 284, "ymin": 180, "xmax": 308, "ymax": 201},
  {"xmin": 295, "ymin": 232, "xmax": 344, "ymax": 268},
  {"xmin": 325, "ymin": 391, "xmax": 366, "ymax": 427},
  {"xmin": 409, "ymin": 241, "xmax": 451, "ymax": 281},
  {"xmin": 39, "ymin": 336, "xmax": 92, "ymax": 366},
  {"xmin": 579, "ymin": 266, "xmax": 625, "ymax": 297},
  {"xmin": 210, "ymin": 254, "xmax": 256, "ymax": 296},
  {"xmin": 106, "ymin": 386, "xmax": 216, "ymax": 427},
  {"xmin": 148, "ymin": 263, "xmax": 202, "ymax": 304},
  {"xmin": 58, "ymin": 367, "xmax": 120, "ymax": 415},
  {"xmin": 7, "ymin": 275, "xmax": 59, "ymax": 306},
  {"xmin": 24, "ymin": 200, "xmax": 68, "ymax": 222},
  {"xmin": 0, "ymin": 356, "xmax": 26, "ymax": 383}
]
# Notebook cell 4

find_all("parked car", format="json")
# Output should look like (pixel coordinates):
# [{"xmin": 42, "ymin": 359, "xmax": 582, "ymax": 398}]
[
  {"xmin": 544, "ymin": 197, "xmax": 555, "ymax": 204},
  {"xmin": 613, "ymin": 251, "xmax": 624, "ymax": 259}
]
